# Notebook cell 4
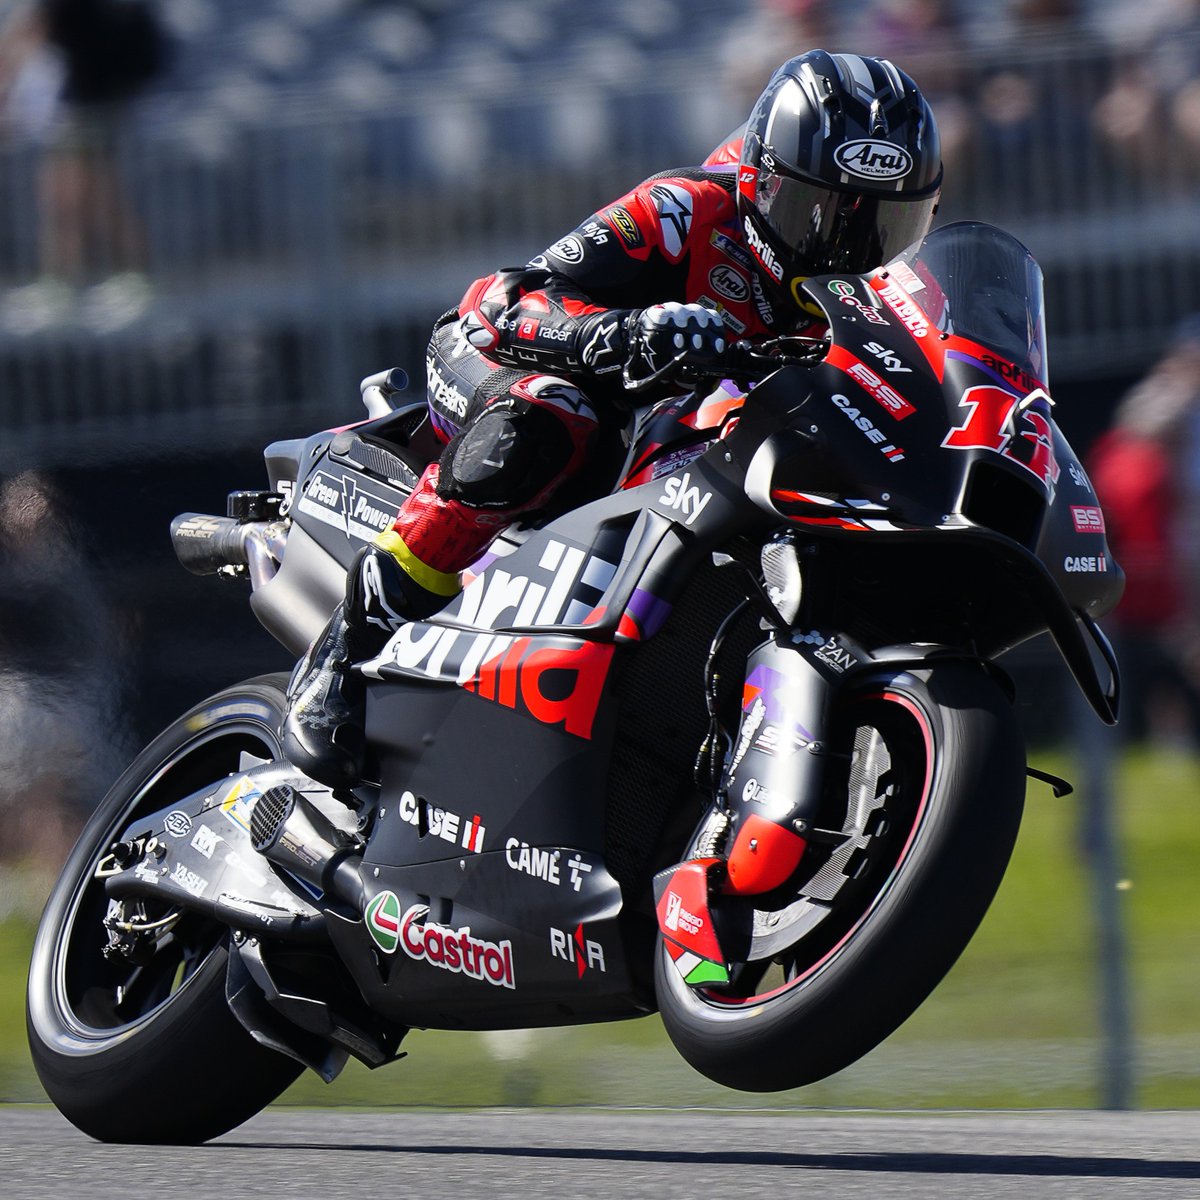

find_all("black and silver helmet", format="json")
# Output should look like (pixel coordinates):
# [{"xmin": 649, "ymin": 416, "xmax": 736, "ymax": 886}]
[{"xmin": 738, "ymin": 51, "xmax": 942, "ymax": 309}]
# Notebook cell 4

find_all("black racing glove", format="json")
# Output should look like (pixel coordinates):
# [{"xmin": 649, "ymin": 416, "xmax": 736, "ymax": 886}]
[{"xmin": 623, "ymin": 303, "xmax": 730, "ymax": 386}]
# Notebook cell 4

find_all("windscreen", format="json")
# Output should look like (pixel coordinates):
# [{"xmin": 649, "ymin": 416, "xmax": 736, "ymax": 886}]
[{"xmin": 891, "ymin": 221, "xmax": 1049, "ymax": 386}]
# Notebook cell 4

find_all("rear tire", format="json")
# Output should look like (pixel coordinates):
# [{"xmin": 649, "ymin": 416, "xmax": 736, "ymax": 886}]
[
  {"xmin": 656, "ymin": 662, "xmax": 1026, "ymax": 1092},
  {"xmin": 27, "ymin": 675, "xmax": 303, "ymax": 1143}
]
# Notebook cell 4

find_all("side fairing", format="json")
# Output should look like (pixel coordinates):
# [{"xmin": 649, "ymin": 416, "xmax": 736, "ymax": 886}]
[{"xmin": 342, "ymin": 447, "xmax": 766, "ymax": 1028}]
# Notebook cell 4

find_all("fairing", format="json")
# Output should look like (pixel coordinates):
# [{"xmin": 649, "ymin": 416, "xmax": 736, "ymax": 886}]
[{"xmin": 214, "ymin": 222, "xmax": 1120, "ymax": 1031}]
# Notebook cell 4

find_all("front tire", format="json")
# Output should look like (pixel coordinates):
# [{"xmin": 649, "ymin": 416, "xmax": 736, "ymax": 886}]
[
  {"xmin": 656, "ymin": 662, "xmax": 1026, "ymax": 1092},
  {"xmin": 27, "ymin": 675, "xmax": 303, "ymax": 1143}
]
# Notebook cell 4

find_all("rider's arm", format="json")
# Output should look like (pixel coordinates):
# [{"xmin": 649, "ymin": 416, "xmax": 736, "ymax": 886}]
[{"xmin": 454, "ymin": 171, "xmax": 736, "ymax": 378}]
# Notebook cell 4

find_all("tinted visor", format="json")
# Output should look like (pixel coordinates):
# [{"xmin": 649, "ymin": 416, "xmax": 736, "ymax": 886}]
[{"xmin": 756, "ymin": 169, "xmax": 938, "ymax": 275}]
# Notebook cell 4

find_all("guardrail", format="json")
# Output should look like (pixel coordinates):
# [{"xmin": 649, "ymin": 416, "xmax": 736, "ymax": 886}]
[{"xmin": 1, "ymin": 37, "xmax": 1196, "ymax": 471}]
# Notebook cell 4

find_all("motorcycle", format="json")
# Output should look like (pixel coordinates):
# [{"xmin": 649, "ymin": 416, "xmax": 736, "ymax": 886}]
[{"xmin": 27, "ymin": 221, "xmax": 1122, "ymax": 1143}]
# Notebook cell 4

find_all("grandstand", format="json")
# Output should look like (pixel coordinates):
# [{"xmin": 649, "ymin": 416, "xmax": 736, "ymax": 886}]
[{"xmin": 0, "ymin": 0, "xmax": 1197, "ymax": 468}]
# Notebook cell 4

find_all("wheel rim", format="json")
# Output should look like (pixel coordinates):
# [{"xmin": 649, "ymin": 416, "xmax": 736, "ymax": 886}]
[
  {"xmin": 693, "ymin": 687, "xmax": 935, "ymax": 1008},
  {"xmin": 34, "ymin": 707, "xmax": 283, "ymax": 1053}
]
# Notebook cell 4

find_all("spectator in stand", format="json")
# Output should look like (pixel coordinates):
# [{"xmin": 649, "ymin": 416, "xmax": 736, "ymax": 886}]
[
  {"xmin": 1088, "ymin": 319, "xmax": 1200, "ymax": 747},
  {"xmin": 718, "ymin": 0, "xmax": 852, "ymax": 113},
  {"xmin": 1093, "ymin": 0, "xmax": 1200, "ymax": 187},
  {"xmin": 0, "ymin": 0, "xmax": 168, "ymax": 331}
]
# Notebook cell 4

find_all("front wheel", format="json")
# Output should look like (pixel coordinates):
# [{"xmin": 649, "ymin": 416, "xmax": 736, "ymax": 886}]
[
  {"xmin": 656, "ymin": 662, "xmax": 1026, "ymax": 1092},
  {"xmin": 27, "ymin": 675, "xmax": 303, "ymax": 1143}
]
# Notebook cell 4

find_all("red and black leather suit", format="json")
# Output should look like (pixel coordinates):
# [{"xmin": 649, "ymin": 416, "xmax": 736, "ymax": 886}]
[{"xmin": 384, "ymin": 146, "xmax": 815, "ymax": 595}]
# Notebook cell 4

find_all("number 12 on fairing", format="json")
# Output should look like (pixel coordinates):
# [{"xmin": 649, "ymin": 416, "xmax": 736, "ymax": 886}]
[{"xmin": 941, "ymin": 384, "xmax": 1060, "ymax": 490}]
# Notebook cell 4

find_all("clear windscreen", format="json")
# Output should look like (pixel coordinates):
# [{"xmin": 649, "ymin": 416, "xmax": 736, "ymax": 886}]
[{"xmin": 888, "ymin": 221, "xmax": 1050, "ymax": 386}]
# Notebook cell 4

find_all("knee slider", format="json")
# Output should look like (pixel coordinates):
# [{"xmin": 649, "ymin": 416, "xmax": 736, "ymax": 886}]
[{"xmin": 439, "ymin": 405, "xmax": 573, "ymax": 508}]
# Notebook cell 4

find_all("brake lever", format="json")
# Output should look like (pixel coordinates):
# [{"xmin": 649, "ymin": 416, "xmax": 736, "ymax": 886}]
[
  {"xmin": 622, "ymin": 336, "xmax": 828, "ymax": 394},
  {"xmin": 621, "ymin": 346, "xmax": 697, "ymax": 393}
]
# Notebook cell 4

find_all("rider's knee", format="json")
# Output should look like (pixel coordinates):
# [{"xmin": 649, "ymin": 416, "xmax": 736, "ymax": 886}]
[{"xmin": 438, "ymin": 375, "xmax": 597, "ymax": 510}]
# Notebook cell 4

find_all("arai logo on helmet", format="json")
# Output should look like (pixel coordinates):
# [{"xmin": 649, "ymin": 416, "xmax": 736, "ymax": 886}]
[{"xmin": 834, "ymin": 139, "xmax": 913, "ymax": 181}]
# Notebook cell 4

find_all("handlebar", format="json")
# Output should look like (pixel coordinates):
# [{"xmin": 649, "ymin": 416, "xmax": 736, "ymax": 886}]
[{"xmin": 622, "ymin": 335, "xmax": 827, "ymax": 394}]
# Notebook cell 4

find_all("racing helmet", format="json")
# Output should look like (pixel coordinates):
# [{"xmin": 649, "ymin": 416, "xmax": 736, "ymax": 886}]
[{"xmin": 738, "ymin": 51, "xmax": 942, "ymax": 310}]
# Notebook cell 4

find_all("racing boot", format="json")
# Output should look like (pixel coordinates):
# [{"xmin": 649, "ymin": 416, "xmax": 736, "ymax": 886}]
[{"xmin": 281, "ymin": 538, "xmax": 451, "ymax": 788}]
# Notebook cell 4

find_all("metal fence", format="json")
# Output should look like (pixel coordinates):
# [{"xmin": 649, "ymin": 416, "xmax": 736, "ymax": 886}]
[{"xmin": 1, "ymin": 34, "xmax": 1197, "ymax": 471}]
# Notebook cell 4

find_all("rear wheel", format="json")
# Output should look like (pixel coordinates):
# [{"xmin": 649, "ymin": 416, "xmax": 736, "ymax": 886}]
[
  {"xmin": 27, "ymin": 675, "xmax": 303, "ymax": 1143},
  {"xmin": 655, "ymin": 662, "xmax": 1026, "ymax": 1092}
]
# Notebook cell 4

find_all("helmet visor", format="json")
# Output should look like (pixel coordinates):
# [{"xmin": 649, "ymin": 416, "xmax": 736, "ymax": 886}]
[{"xmin": 755, "ymin": 169, "xmax": 939, "ymax": 276}]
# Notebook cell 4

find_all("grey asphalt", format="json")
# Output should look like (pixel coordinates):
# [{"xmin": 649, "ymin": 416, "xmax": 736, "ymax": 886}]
[{"xmin": 2, "ymin": 1107, "xmax": 1198, "ymax": 1199}]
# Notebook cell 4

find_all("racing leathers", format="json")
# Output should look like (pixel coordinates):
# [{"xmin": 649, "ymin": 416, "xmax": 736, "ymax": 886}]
[
  {"xmin": 394, "ymin": 160, "xmax": 812, "ymax": 592},
  {"xmin": 282, "ymin": 157, "xmax": 819, "ymax": 788}
]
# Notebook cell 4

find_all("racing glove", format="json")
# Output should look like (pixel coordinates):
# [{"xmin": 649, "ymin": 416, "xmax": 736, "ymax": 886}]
[{"xmin": 623, "ymin": 303, "xmax": 729, "ymax": 385}]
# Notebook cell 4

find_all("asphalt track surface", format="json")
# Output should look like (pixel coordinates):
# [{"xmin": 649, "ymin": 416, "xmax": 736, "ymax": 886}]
[{"xmin": 2, "ymin": 1108, "xmax": 1198, "ymax": 1199}]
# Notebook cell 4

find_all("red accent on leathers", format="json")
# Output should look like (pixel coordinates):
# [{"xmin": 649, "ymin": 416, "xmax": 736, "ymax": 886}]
[
  {"xmin": 393, "ymin": 373, "xmax": 599, "ymax": 576},
  {"xmin": 406, "ymin": 163, "xmax": 817, "ymax": 584},
  {"xmin": 703, "ymin": 132, "xmax": 745, "ymax": 166},
  {"xmin": 455, "ymin": 166, "xmax": 801, "ymax": 389},
  {"xmin": 389, "ymin": 462, "xmax": 510, "ymax": 576}
]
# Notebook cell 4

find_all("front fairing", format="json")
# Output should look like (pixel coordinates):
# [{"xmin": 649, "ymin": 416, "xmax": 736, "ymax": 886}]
[{"xmin": 739, "ymin": 222, "xmax": 1123, "ymax": 622}]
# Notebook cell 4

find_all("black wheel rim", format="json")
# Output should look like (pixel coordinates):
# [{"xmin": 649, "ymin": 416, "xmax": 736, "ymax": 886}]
[
  {"xmin": 695, "ymin": 686, "xmax": 935, "ymax": 1007},
  {"xmin": 38, "ymin": 708, "xmax": 282, "ymax": 1052}
]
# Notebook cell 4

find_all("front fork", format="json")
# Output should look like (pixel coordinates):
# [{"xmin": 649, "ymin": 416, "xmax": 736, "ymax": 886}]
[
  {"xmin": 655, "ymin": 629, "xmax": 848, "ymax": 986},
  {"xmin": 720, "ymin": 633, "xmax": 840, "ymax": 892}
]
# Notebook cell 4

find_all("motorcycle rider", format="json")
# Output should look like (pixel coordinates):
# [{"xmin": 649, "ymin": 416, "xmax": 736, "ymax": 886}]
[{"xmin": 283, "ymin": 50, "xmax": 943, "ymax": 788}]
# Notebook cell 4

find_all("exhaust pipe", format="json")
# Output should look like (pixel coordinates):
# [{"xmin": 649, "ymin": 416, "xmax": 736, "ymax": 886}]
[
  {"xmin": 250, "ymin": 785, "xmax": 366, "ymax": 910},
  {"xmin": 171, "ymin": 513, "xmax": 251, "ymax": 575}
]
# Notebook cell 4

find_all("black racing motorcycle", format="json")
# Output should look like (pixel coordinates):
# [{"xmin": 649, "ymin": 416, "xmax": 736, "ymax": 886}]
[{"xmin": 28, "ymin": 222, "xmax": 1122, "ymax": 1143}]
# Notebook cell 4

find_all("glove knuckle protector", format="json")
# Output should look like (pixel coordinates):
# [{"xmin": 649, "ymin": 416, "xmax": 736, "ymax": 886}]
[{"xmin": 627, "ymin": 302, "xmax": 727, "ymax": 382}]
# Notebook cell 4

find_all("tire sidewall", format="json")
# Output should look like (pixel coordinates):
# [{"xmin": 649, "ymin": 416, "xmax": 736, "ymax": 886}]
[
  {"xmin": 26, "ymin": 674, "xmax": 301, "ymax": 1142},
  {"xmin": 655, "ymin": 663, "xmax": 1027, "ymax": 1091}
]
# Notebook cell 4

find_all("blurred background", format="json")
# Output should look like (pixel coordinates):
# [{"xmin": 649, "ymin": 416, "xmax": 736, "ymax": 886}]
[{"xmin": 0, "ymin": 0, "xmax": 1198, "ymax": 1112}]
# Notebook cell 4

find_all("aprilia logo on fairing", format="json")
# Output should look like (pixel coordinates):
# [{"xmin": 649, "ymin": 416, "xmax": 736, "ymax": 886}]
[
  {"xmin": 659, "ymin": 472, "xmax": 712, "ymax": 525},
  {"xmin": 366, "ymin": 540, "xmax": 620, "ymax": 738},
  {"xmin": 375, "ymin": 622, "xmax": 615, "ymax": 740},
  {"xmin": 743, "ymin": 216, "xmax": 784, "ymax": 282},
  {"xmin": 982, "ymin": 353, "xmax": 1040, "ymax": 394},
  {"xmin": 399, "ymin": 905, "xmax": 516, "ymax": 988}
]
